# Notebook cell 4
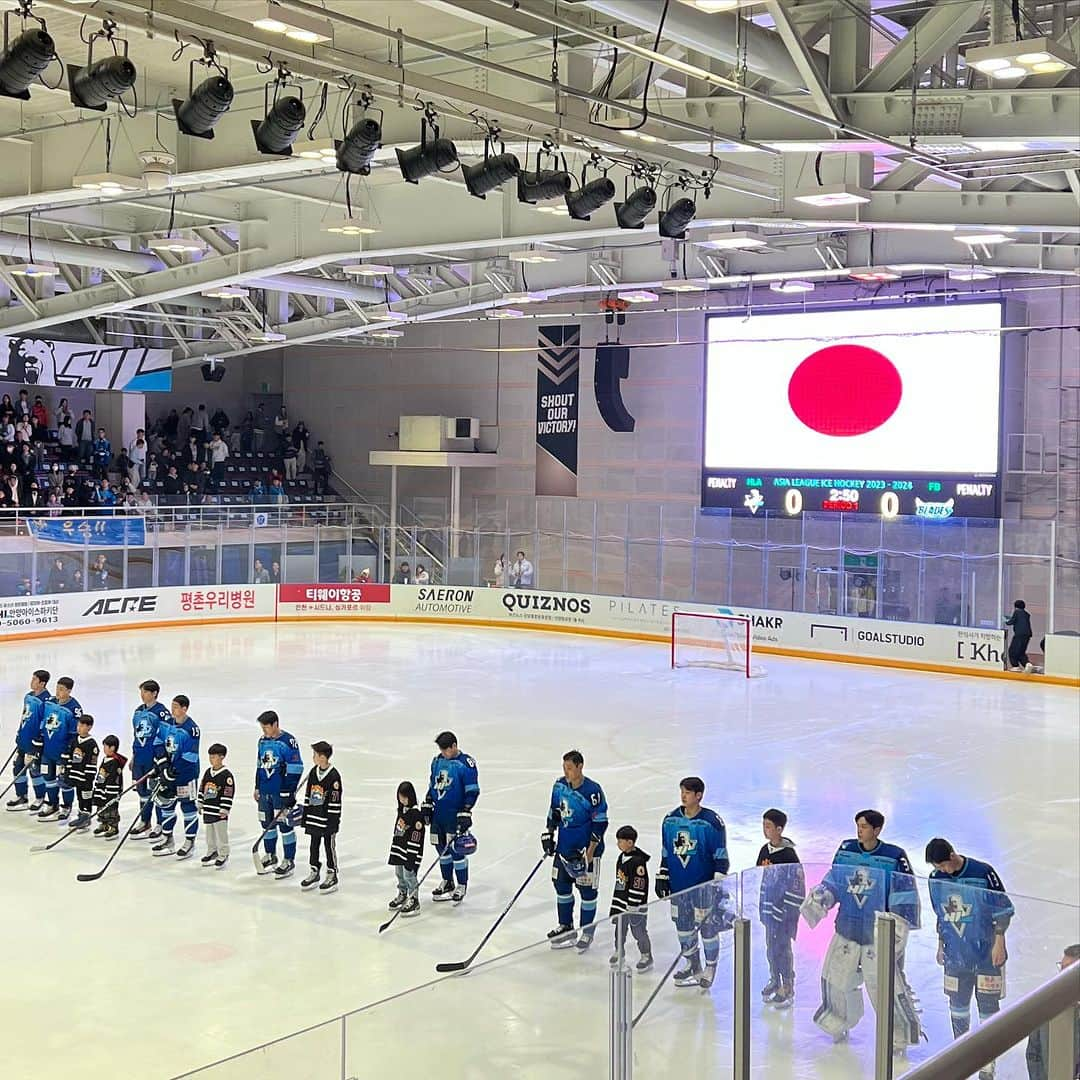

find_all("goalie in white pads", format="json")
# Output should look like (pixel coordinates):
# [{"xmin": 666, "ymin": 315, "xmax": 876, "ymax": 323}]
[{"xmin": 802, "ymin": 809, "xmax": 922, "ymax": 1051}]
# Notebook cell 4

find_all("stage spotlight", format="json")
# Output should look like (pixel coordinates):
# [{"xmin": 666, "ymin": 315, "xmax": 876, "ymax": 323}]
[
  {"xmin": 0, "ymin": 28, "xmax": 55, "ymax": 101},
  {"xmin": 463, "ymin": 152, "xmax": 520, "ymax": 199},
  {"xmin": 252, "ymin": 94, "xmax": 306, "ymax": 156},
  {"xmin": 68, "ymin": 54, "xmax": 136, "ymax": 111},
  {"xmin": 396, "ymin": 136, "xmax": 457, "ymax": 183},
  {"xmin": 658, "ymin": 197, "xmax": 696, "ymax": 240},
  {"xmin": 336, "ymin": 115, "xmax": 382, "ymax": 175},
  {"xmin": 615, "ymin": 186, "xmax": 657, "ymax": 230},
  {"xmin": 566, "ymin": 176, "xmax": 615, "ymax": 221},
  {"xmin": 517, "ymin": 168, "xmax": 572, "ymax": 204},
  {"xmin": 174, "ymin": 75, "xmax": 234, "ymax": 139}
]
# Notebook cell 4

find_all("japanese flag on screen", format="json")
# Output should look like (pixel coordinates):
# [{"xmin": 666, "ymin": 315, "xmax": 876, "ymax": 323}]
[{"xmin": 704, "ymin": 302, "xmax": 1002, "ymax": 474}]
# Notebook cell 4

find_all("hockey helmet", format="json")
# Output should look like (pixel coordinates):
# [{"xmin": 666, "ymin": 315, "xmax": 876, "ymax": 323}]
[
  {"xmin": 561, "ymin": 850, "xmax": 588, "ymax": 880},
  {"xmin": 452, "ymin": 831, "xmax": 478, "ymax": 858}
]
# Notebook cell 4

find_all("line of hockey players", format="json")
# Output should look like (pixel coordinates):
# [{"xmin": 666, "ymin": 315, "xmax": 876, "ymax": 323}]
[{"xmin": 5, "ymin": 670, "xmax": 1035, "ymax": 1074}]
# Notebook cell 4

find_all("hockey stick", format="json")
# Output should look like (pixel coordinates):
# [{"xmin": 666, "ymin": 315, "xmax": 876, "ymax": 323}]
[
  {"xmin": 76, "ymin": 790, "xmax": 159, "ymax": 881},
  {"xmin": 251, "ymin": 804, "xmax": 293, "ymax": 873},
  {"xmin": 0, "ymin": 746, "xmax": 17, "ymax": 776},
  {"xmin": 435, "ymin": 856, "xmax": 547, "ymax": 973},
  {"xmin": 0, "ymin": 760, "xmax": 33, "ymax": 803},
  {"xmin": 379, "ymin": 855, "xmax": 441, "ymax": 934},
  {"xmin": 30, "ymin": 771, "xmax": 152, "ymax": 854},
  {"xmin": 632, "ymin": 952, "xmax": 684, "ymax": 1028}
]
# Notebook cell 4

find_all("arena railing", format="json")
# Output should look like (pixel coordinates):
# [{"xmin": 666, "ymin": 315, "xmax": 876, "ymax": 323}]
[{"xmin": 167, "ymin": 867, "xmax": 1080, "ymax": 1080}]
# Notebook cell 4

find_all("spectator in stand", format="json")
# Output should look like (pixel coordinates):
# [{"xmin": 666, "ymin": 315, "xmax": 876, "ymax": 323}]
[
  {"xmin": 17, "ymin": 443, "xmax": 34, "ymax": 480},
  {"xmin": 0, "ymin": 413, "xmax": 14, "ymax": 443},
  {"xmin": 31, "ymin": 395, "xmax": 48, "ymax": 431},
  {"xmin": 54, "ymin": 397, "xmax": 72, "ymax": 432},
  {"xmin": 23, "ymin": 481, "xmax": 45, "ymax": 514},
  {"xmin": 208, "ymin": 431, "xmax": 229, "ymax": 483},
  {"xmin": 353, "ymin": 567, "xmax": 371, "ymax": 584},
  {"xmin": 282, "ymin": 439, "xmax": 298, "ymax": 482},
  {"xmin": 267, "ymin": 476, "xmax": 287, "ymax": 507},
  {"xmin": 4, "ymin": 466, "xmax": 20, "ymax": 508},
  {"xmin": 163, "ymin": 466, "xmax": 182, "ymax": 497},
  {"xmin": 15, "ymin": 389, "xmax": 30, "ymax": 420},
  {"xmin": 185, "ymin": 460, "xmax": 206, "ymax": 496},
  {"xmin": 0, "ymin": 440, "xmax": 16, "ymax": 473},
  {"xmin": 252, "ymin": 559, "xmax": 271, "ymax": 584},
  {"xmin": 76, "ymin": 410, "xmax": 95, "ymax": 466},
  {"xmin": 163, "ymin": 408, "xmax": 179, "ymax": 446},
  {"xmin": 48, "ymin": 556, "xmax": 69, "ymax": 592},
  {"xmin": 95, "ymin": 478, "xmax": 116, "ymax": 515},
  {"xmin": 17, "ymin": 576, "xmax": 32, "ymax": 595},
  {"xmin": 191, "ymin": 404, "xmax": 208, "ymax": 444},
  {"xmin": 0, "ymin": 484, "xmax": 11, "ymax": 512},
  {"xmin": 47, "ymin": 492, "xmax": 62, "ymax": 515},
  {"xmin": 250, "ymin": 478, "xmax": 266, "ymax": 504},
  {"xmin": 15, "ymin": 417, "xmax": 32, "ymax": 445},
  {"xmin": 415, "ymin": 564, "xmax": 430, "ymax": 586},
  {"xmin": 271, "ymin": 561, "xmax": 281, "ymax": 584},
  {"xmin": 311, "ymin": 441, "xmax": 331, "ymax": 496},
  {"xmin": 136, "ymin": 490, "xmax": 155, "ymax": 523},
  {"xmin": 292, "ymin": 421, "xmax": 310, "ymax": 474},
  {"xmin": 493, "ymin": 554, "xmax": 506, "ymax": 588},
  {"xmin": 146, "ymin": 454, "xmax": 159, "ymax": 482},
  {"xmin": 58, "ymin": 416, "xmax": 77, "ymax": 462},
  {"xmin": 392, "ymin": 561, "xmax": 412, "ymax": 585},
  {"xmin": 92, "ymin": 428, "xmax": 112, "ymax": 479},
  {"xmin": 91, "ymin": 553, "xmax": 110, "ymax": 590},
  {"xmin": 181, "ymin": 435, "xmax": 203, "ymax": 468},
  {"xmin": 240, "ymin": 412, "xmax": 254, "ymax": 454},
  {"xmin": 177, "ymin": 406, "xmax": 193, "ymax": 449},
  {"xmin": 114, "ymin": 447, "xmax": 134, "ymax": 489},
  {"xmin": 1026, "ymin": 944, "xmax": 1080, "ymax": 1080},
  {"xmin": 0, "ymin": 393, "xmax": 12, "ymax": 413},
  {"xmin": 253, "ymin": 404, "xmax": 268, "ymax": 452},
  {"xmin": 129, "ymin": 430, "xmax": 147, "ymax": 481},
  {"xmin": 210, "ymin": 406, "xmax": 229, "ymax": 436},
  {"xmin": 71, "ymin": 568, "xmax": 84, "ymax": 592},
  {"xmin": 511, "ymin": 550, "xmax": 534, "ymax": 588},
  {"xmin": 273, "ymin": 406, "xmax": 289, "ymax": 451}
]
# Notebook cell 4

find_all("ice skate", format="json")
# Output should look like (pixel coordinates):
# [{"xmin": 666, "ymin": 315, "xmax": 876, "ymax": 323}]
[
  {"xmin": 388, "ymin": 891, "xmax": 407, "ymax": 910},
  {"xmin": 432, "ymin": 880, "xmax": 455, "ymax": 902},
  {"xmin": 200, "ymin": 851, "xmax": 218, "ymax": 867},
  {"xmin": 636, "ymin": 953, "xmax": 654, "ymax": 973},
  {"xmin": 273, "ymin": 858, "xmax": 295, "ymax": 879},
  {"xmin": 148, "ymin": 827, "xmax": 163, "ymax": 841},
  {"xmin": 451, "ymin": 883, "xmax": 467, "ymax": 904},
  {"xmin": 319, "ymin": 871, "xmax": 339, "ymax": 895},
  {"xmin": 176, "ymin": 839, "xmax": 196, "ymax": 860},
  {"xmin": 152, "ymin": 835, "xmax": 175, "ymax": 857},
  {"xmin": 760, "ymin": 977, "xmax": 779, "ymax": 1002},
  {"xmin": 400, "ymin": 895, "xmax": 420, "ymax": 917},
  {"xmin": 67, "ymin": 813, "xmax": 91, "ymax": 831},
  {"xmin": 548, "ymin": 925, "xmax": 577, "ymax": 949},
  {"xmin": 37, "ymin": 804, "xmax": 59, "ymax": 820},
  {"xmin": 28, "ymin": 799, "xmax": 43, "ymax": 814},
  {"xmin": 699, "ymin": 962, "xmax": 718, "ymax": 989},
  {"xmin": 673, "ymin": 960, "xmax": 702, "ymax": 987},
  {"xmin": 93, "ymin": 822, "xmax": 108, "ymax": 836},
  {"xmin": 214, "ymin": 854, "xmax": 229, "ymax": 869},
  {"xmin": 56, "ymin": 806, "xmax": 71, "ymax": 822},
  {"xmin": 102, "ymin": 826, "xmax": 118, "ymax": 841},
  {"xmin": 300, "ymin": 868, "xmax": 321, "ymax": 891},
  {"xmin": 574, "ymin": 929, "xmax": 595, "ymax": 953},
  {"xmin": 129, "ymin": 820, "xmax": 152, "ymax": 838},
  {"xmin": 772, "ymin": 985, "xmax": 794, "ymax": 1009},
  {"xmin": 6, "ymin": 795, "xmax": 29, "ymax": 812},
  {"xmin": 259, "ymin": 852, "xmax": 278, "ymax": 873}
]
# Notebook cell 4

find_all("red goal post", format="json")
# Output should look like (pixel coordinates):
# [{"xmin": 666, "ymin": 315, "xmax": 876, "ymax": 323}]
[{"xmin": 670, "ymin": 611, "xmax": 764, "ymax": 678}]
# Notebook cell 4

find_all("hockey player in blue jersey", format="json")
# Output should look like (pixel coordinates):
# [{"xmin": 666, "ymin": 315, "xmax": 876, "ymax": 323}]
[
  {"xmin": 6, "ymin": 669, "xmax": 50, "ymax": 813},
  {"xmin": 150, "ymin": 695, "xmax": 202, "ymax": 860},
  {"xmin": 802, "ymin": 809, "xmax": 922, "ymax": 1051},
  {"xmin": 422, "ymin": 731, "xmax": 479, "ymax": 904},
  {"xmin": 541, "ymin": 750, "xmax": 608, "ymax": 952},
  {"xmin": 254, "ymin": 710, "xmax": 303, "ymax": 878},
  {"xmin": 926, "ymin": 838, "xmax": 1014, "ymax": 1080},
  {"xmin": 655, "ymin": 776, "xmax": 730, "ymax": 988},
  {"xmin": 36, "ymin": 676, "xmax": 82, "ymax": 821},
  {"xmin": 129, "ymin": 679, "xmax": 172, "ymax": 839}
]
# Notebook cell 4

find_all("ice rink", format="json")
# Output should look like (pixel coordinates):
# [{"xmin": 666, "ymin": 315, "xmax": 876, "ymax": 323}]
[{"xmin": 1, "ymin": 621, "xmax": 1077, "ymax": 1080}]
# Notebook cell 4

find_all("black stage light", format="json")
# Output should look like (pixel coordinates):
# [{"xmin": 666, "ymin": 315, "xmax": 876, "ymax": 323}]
[
  {"xmin": 251, "ymin": 95, "xmax": 306, "ymax": 156},
  {"xmin": 68, "ymin": 54, "xmax": 136, "ymax": 111},
  {"xmin": 463, "ymin": 151, "xmax": 520, "ymax": 199},
  {"xmin": 566, "ymin": 176, "xmax": 615, "ymax": 221},
  {"xmin": 396, "ymin": 136, "xmax": 457, "ymax": 183},
  {"xmin": 517, "ymin": 168, "xmax": 571, "ymax": 204},
  {"xmin": 0, "ymin": 28, "xmax": 55, "ymax": 101},
  {"xmin": 201, "ymin": 361, "xmax": 226, "ymax": 383},
  {"xmin": 173, "ymin": 75, "xmax": 234, "ymax": 139},
  {"xmin": 615, "ymin": 185, "xmax": 657, "ymax": 230},
  {"xmin": 336, "ymin": 116, "xmax": 382, "ymax": 175},
  {"xmin": 658, "ymin": 196, "xmax": 696, "ymax": 240}
]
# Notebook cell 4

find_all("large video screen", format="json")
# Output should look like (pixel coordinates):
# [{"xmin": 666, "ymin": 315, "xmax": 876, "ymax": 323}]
[{"xmin": 702, "ymin": 302, "xmax": 1003, "ymax": 519}]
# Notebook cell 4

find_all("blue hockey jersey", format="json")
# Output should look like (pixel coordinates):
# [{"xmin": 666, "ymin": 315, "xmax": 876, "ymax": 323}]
[
  {"xmin": 821, "ymin": 839, "xmax": 920, "ymax": 945},
  {"xmin": 929, "ymin": 857, "xmax": 1014, "ymax": 969},
  {"xmin": 155, "ymin": 721, "xmax": 201, "ymax": 786},
  {"xmin": 426, "ymin": 751, "xmax": 480, "ymax": 823},
  {"xmin": 17, "ymin": 689, "xmax": 50, "ymax": 752},
  {"xmin": 132, "ymin": 701, "xmax": 171, "ymax": 765},
  {"xmin": 255, "ymin": 730, "xmax": 302, "ymax": 796},
  {"xmin": 660, "ymin": 806, "xmax": 730, "ymax": 893},
  {"xmin": 547, "ymin": 776, "xmax": 608, "ymax": 858},
  {"xmin": 176, "ymin": 715, "xmax": 201, "ymax": 761},
  {"xmin": 40, "ymin": 697, "xmax": 81, "ymax": 763}
]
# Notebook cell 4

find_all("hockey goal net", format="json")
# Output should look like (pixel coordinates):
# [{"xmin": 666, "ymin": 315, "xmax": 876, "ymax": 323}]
[{"xmin": 671, "ymin": 611, "xmax": 765, "ymax": 678}]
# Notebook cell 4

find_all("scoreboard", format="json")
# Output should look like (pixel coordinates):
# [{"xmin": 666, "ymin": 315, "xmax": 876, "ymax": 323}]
[{"xmin": 702, "ymin": 302, "xmax": 1003, "ymax": 520}]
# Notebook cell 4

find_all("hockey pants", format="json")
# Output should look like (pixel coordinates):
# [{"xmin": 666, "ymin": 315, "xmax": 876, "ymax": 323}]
[
  {"xmin": 157, "ymin": 782, "xmax": 199, "ymax": 840},
  {"xmin": 135, "ymin": 760, "xmax": 163, "ymax": 826},
  {"xmin": 813, "ymin": 929, "xmax": 921, "ymax": 1048},
  {"xmin": 434, "ymin": 823, "xmax": 468, "ymax": 886},
  {"xmin": 13, "ymin": 749, "xmax": 40, "ymax": 800},
  {"xmin": 553, "ymin": 855, "xmax": 602, "ymax": 933},
  {"xmin": 671, "ymin": 889, "xmax": 723, "ymax": 970},
  {"xmin": 258, "ymin": 792, "xmax": 296, "ymax": 860},
  {"xmin": 944, "ymin": 963, "xmax": 1004, "ymax": 1038},
  {"xmin": 41, "ymin": 759, "xmax": 60, "ymax": 807}
]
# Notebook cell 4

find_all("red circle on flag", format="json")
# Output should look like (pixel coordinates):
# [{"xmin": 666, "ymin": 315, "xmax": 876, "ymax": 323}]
[{"xmin": 787, "ymin": 344, "xmax": 902, "ymax": 437}]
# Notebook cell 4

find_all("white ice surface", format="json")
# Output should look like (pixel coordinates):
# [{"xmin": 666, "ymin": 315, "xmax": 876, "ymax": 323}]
[{"xmin": 0, "ymin": 623, "xmax": 1076, "ymax": 1080}]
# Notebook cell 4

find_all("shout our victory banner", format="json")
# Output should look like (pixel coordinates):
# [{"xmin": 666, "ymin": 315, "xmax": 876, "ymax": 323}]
[{"xmin": 535, "ymin": 324, "xmax": 580, "ymax": 496}]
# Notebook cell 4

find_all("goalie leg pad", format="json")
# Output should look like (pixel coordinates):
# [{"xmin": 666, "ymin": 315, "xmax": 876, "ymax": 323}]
[
  {"xmin": 813, "ymin": 933, "xmax": 864, "ymax": 1039},
  {"xmin": 864, "ymin": 941, "xmax": 922, "ymax": 1047}
]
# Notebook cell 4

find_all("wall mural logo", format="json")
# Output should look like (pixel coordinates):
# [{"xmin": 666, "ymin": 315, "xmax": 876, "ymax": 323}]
[{"xmin": 1, "ymin": 336, "xmax": 173, "ymax": 391}]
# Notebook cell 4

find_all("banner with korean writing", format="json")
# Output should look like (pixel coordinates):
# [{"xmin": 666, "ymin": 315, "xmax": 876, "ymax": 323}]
[
  {"xmin": 26, "ymin": 516, "xmax": 146, "ymax": 547},
  {"xmin": 1, "ymin": 336, "xmax": 172, "ymax": 391},
  {"xmin": 535, "ymin": 324, "xmax": 580, "ymax": 496}
]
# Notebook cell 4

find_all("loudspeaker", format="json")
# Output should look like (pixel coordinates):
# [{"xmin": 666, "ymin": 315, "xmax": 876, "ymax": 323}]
[
  {"xmin": 594, "ymin": 343, "xmax": 635, "ymax": 432},
  {"xmin": 201, "ymin": 362, "xmax": 226, "ymax": 383}
]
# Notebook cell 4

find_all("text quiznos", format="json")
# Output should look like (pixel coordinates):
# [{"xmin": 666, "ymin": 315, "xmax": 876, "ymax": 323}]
[
  {"xmin": 537, "ymin": 393, "xmax": 577, "ymax": 434},
  {"xmin": 501, "ymin": 593, "xmax": 591, "ymax": 614}
]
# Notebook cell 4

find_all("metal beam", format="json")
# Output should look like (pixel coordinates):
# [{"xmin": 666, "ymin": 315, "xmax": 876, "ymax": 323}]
[
  {"xmin": 857, "ymin": 2, "xmax": 987, "ymax": 93},
  {"xmin": 874, "ymin": 159, "xmax": 933, "ymax": 191},
  {"xmin": 764, "ymin": 1, "xmax": 839, "ymax": 121},
  {"xmin": 829, "ymin": 0, "xmax": 871, "ymax": 94}
]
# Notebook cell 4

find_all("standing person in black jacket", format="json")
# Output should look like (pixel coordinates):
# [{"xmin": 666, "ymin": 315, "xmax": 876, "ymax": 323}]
[
  {"xmin": 756, "ymin": 808, "xmax": 806, "ymax": 1008},
  {"xmin": 389, "ymin": 780, "xmax": 425, "ymax": 918},
  {"xmin": 299, "ymin": 741, "xmax": 342, "ymax": 894},
  {"xmin": 608, "ymin": 825, "xmax": 653, "ymax": 971},
  {"xmin": 92, "ymin": 736, "xmax": 126, "ymax": 840},
  {"xmin": 1005, "ymin": 599, "xmax": 1034, "ymax": 672}
]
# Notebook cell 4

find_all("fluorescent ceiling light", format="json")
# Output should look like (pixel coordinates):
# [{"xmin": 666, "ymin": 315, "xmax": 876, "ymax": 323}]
[
  {"xmin": 9, "ymin": 262, "xmax": 59, "ymax": 278},
  {"xmin": 250, "ymin": 329, "xmax": 287, "ymax": 343},
  {"xmin": 994, "ymin": 66, "xmax": 1027, "ymax": 79},
  {"xmin": 1016, "ymin": 52, "xmax": 1051, "ymax": 64},
  {"xmin": 965, "ymin": 37, "xmax": 1077, "ymax": 78},
  {"xmin": 663, "ymin": 279, "xmax": 707, "ymax": 292},
  {"xmin": 203, "ymin": 285, "xmax": 249, "ymax": 299},
  {"xmin": 617, "ymin": 289, "xmax": 659, "ymax": 303},
  {"xmin": 848, "ymin": 267, "xmax": 901, "ymax": 282},
  {"xmin": 948, "ymin": 266, "xmax": 995, "ymax": 282},
  {"xmin": 366, "ymin": 328, "xmax": 405, "ymax": 340},
  {"xmin": 371, "ymin": 308, "xmax": 408, "ymax": 323},
  {"xmin": 769, "ymin": 279, "xmax": 814, "ymax": 294},
  {"xmin": 700, "ymin": 230, "xmax": 767, "ymax": 250},
  {"xmin": 954, "ymin": 232, "xmax": 1013, "ymax": 246},
  {"xmin": 74, "ymin": 171, "xmax": 143, "ymax": 193},
  {"xmin": 689, "ymin": 0, "xmax": 740, "ymax": 11},
  {"xmin": 341, "ymin": 262, "xmax": 396, "ymax": 276},
  {"xmin": 793, "ymin": 183, "xmax": 870, "ymax": 207},
  {"xmin": 504, "ymin": 291, "xmax": 547, "ymax": 303},
  {"xmin": 294, "ymin": 139, "xmax": 338, "ymax": 162},
  {"xmin": 535, "ymin": 205, "xmax": 569, "ymax": 216},
  {"xmin": 252, "ymin": 3, "xmax": 331, "ymax": 42},
  {"xmin": 1032, "ymin": 60, "xmax": 1069, "ymax": 73},
  {"xmin": 970, "ymin": 57, "xmax": 1011, "ymax": 73},
  {"xmin": 489, "ymin": 308, "xmax": 525, "ymax": 319},
  {"xmin": 625, "ymin": 130, "xmax": 659, "ymax": 143},
  {"xmin": 148, "ymin": 233, "xmax": 206, "ymax": 254},
  {"xmin": 322, "ymin": 214, "xmax": 379, "ymax": 236},
  {"xmin": 507, "ymin": 249, "xmax": 559, "ymax": 263}
]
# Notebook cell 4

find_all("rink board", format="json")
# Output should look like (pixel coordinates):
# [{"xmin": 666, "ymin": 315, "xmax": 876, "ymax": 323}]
[{"xmin": 1, "ymin": 581, "xmax": 1062, "ymax": 685}]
